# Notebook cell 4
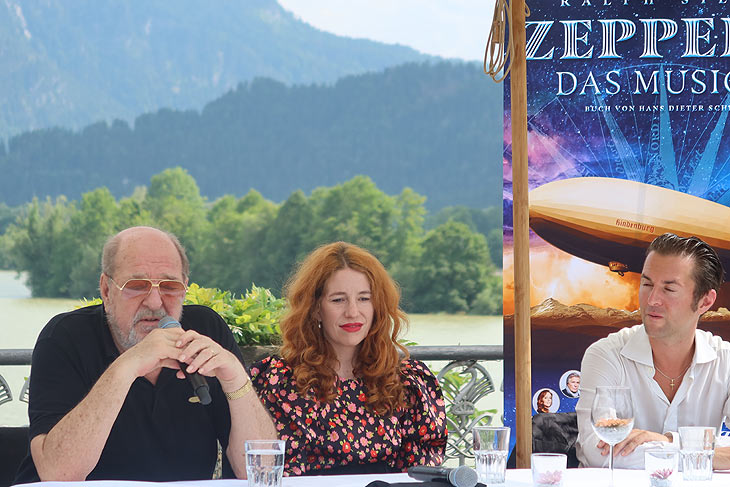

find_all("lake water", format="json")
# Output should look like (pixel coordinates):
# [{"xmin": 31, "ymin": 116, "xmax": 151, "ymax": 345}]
[{"xmin": 0, "ymin": 270, "xmax": 504, "ymax": 426}]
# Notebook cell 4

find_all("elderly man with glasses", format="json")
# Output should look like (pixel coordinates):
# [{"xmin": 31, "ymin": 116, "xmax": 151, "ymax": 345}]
[{"xmin": 15, "ymin": 226, "xmax": 276, "ymax": 483}]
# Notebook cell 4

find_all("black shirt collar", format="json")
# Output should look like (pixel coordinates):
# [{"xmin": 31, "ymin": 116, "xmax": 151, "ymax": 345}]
[{"xmin": 95, "ymin": 304, "xmax": 122, "ymax": 361}]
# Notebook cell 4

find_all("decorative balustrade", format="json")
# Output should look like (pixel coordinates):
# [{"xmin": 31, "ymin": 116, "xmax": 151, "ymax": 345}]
[{"xmin": 0, "ymin": 345, "xmax": 503, "ymax": 464}]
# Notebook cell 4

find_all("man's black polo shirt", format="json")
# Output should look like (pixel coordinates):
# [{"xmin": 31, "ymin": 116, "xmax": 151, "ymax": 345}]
[{"xmin": 15, "ymin": 304, "xmax": 244, "ymax": 482}]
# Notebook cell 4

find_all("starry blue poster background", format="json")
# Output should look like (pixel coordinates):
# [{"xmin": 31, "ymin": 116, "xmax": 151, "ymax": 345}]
[{"xmin": 502, "ymin": 1, "xmax": 730, "ymax": 455}]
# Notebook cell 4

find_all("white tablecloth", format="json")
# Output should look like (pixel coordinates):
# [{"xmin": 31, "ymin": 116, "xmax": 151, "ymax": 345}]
[
  {"xmin": 505, "ymin": 468, "xmax": 730, "ymax": 486},
  {"xmin": 19, "ymin": 468, "xmax": 730, "ymax": 487}
]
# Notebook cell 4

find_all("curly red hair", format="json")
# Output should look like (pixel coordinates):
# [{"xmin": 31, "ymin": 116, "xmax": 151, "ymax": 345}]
[{"xmin": 280, "ymin": 241, "xmax": 409, "ymax": 414}]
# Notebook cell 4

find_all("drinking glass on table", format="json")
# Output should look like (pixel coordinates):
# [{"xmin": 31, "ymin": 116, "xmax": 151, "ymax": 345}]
[
  {"xmin": 645, "ymin": 450, "xmax": 678, "ymax": 487},
  {"xmin": 590, "ymin": 386, "xmax": 634, "ymax": 486},
  {"xmin": 473, "ymin": 426, "xmax": 510, "ymax": 485},
  {"xmin": 245, "ymin": 439, "xmax": 286, "ymax": 487},
  {"xmin": 679, "ymin": 426, "xmax": 715, "ymax": 481},
  {"xmin": 532, "ymin": 453, "xmax": 567, "ymax": 487}
]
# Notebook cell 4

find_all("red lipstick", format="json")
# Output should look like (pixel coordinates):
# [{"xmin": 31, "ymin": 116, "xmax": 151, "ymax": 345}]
[{"xmin": 340, "ymin": 322, "xmax": 363, "ymax": 332}]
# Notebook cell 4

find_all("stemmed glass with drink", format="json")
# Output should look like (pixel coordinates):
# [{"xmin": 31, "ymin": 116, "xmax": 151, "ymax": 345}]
[{"xmin": 591, "ymin": 386, "xmax": 634, "ymax": 485}]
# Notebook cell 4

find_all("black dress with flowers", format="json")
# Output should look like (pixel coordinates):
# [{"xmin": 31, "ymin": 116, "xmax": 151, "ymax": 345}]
[{"xmin": 250, "ymin": 356, "xmax": 448, "ymax": 476}]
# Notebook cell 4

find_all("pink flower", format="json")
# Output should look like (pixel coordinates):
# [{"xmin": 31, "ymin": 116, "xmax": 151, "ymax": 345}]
[
  {"xmin": 537, "ymin": 470, "xmax": 563, "ymax": 486},
  {"xmin": 651, "ymin": 469, "xmax": 673, "ymax": 480}
]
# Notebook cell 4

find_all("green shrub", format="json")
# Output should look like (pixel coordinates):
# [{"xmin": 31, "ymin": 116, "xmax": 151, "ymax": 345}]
[{"xmin": 185, "ymin": 283, "xmax": 285, "ymax": 346}]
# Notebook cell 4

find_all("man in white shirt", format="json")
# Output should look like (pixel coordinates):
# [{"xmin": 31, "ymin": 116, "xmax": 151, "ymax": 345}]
[{"xmin": 576, "ymin": 233, "xmax": 730, "ymax": 469}]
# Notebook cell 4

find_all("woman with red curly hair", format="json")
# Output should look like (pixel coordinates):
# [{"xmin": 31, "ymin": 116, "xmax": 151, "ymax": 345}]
[{"xmin": 250, "ymin": 241, "xmax": 447, "ymax": 476}]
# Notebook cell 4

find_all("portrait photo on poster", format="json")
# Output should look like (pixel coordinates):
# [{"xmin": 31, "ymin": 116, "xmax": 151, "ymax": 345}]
[
  {"xmin": 559, "ymin": 370, "xmax": 580, "ymax": 398},
  {"xmin": 533, "ymin": 388, "xmax": 560, "ymax": 413}
]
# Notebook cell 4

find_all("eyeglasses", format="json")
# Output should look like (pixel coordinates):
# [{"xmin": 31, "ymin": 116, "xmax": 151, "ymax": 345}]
[{"xmin": 107, "ymin": 276, "xmax": 187, "ymax": 299}]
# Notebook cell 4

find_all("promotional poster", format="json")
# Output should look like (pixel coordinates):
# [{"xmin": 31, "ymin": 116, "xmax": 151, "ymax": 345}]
[{"xmin": 503, "ymin": 1, "xmax": 730, "ymax": 434}]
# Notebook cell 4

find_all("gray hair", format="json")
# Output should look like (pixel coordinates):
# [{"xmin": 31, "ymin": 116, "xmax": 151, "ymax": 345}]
[{"xmin": 101, "ymin": 227, "xmax": 190, "ymax": 280}]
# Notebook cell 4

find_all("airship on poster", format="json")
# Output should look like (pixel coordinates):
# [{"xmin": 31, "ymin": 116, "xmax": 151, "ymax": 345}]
[{"xmin": 528, "ymin": 177, "xmax": 730, "ymax": 275}]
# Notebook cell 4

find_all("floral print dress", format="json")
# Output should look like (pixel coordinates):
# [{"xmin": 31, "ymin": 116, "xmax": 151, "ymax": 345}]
[{"xmin": 250, "ymin": 356, "xmax": 448, "ymax": 476}]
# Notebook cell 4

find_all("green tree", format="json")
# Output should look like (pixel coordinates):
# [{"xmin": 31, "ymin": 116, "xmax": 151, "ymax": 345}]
[
  {"xmin": 426, "ymin": 205, "xmax": 502, "ymax": 268},
  {"xmin": 0, "ymin": 203, "xmax": 21, "ymax": 268},
  {"xmin": 0, "ymin": 202, "xmax": 20, "ymax": 233},
  {"xmin": 387, "ymin": 188, "xmax": 426, "ymax": 267},
  {"xmin": 65, "ymin": 188, "xmax": 122, "ymax": 297},
  {"xmin": 117, "ymin": 186, "xmax": 154, "ymax": 229},
  {"xmin": 0, "ymin": 232, "xmax": 13, "ymax": 269},
  {"xmin": 403, "ymin": 221, "xmax": 491, "ymax": 313},
  {"xmin": 470, "ymin": 274, "xmax": 503, "ymax": 315},
  {"xmin": 258, "ymin": 190, "xmax": 315, "ymax": 292},
  {"xmin": 5, "ymin": 197, "xmax": 76, "ymax": 296},
  {"xmin": 145, "ymin": 167, "xmax": 208, "ymax": 270},
  {"xmin": 486, "ymin": 227, "xmax": 503, "ymax": 269},
  {"xmin": 309, "ymin": 176, "xmax": 399, "ymax": 266},
  {"xmin": 196, "ymin": 190, "xmax": 276, "ymax": 293},
  {"xmin": 2, "ymin": 170, "xmax": 494, "ymax": 315}
]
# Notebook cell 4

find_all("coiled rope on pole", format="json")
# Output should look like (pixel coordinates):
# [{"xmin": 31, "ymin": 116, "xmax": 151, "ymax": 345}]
[{"xmin": 484, "ymin": 0, "xmax": 530, "ymax": 83}]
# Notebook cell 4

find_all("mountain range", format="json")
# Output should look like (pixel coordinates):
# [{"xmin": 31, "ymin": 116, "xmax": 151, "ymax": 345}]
[
  {"xmin": 0, "ymin": 1, "xmax": 502, "ymax": 210},
  {"xmin": 0, "ymin": 0, "xmax": 429, "ymax": 138}
]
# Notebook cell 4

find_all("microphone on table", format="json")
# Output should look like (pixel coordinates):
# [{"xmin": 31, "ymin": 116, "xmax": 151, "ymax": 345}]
[
  {"xmin": 407, "ymin": 465, "xmax": 478, "ymax": 487},
  {"xmin": 158, "ymin": 315, "xmax": 212, "ymax": 405}
]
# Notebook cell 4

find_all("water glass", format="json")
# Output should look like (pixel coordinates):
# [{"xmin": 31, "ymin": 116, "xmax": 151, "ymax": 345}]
[
  {"xmin": 679, "ymin": 426, "xmax": 715, "ymax": 481},
  {"xmin": 473, "ymin": 426, "xmax": 510, "ymax": 485},
  {"xmin": 531, "ymin": 453, "xmax": 566, "ymax": 487},
  {"xmin": 245, "ymin": 439, "xmax": 286, "ymax": 487},
  {"xmin": 644, "ymin": 450, "xmax": 678, "ymax": 487}
]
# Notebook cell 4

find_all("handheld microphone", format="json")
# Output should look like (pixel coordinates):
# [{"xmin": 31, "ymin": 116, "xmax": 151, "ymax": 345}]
[
  {"xmin": 158, "ymin": 315, "xmax": 212, "ymax": 405},
  {"xmin": 407, "ymin": 465, "xmax": 478, "ymax": 487}
]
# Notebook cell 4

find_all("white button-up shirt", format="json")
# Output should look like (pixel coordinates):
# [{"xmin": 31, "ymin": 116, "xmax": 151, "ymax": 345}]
[{"xmin": 576, "ymin": 324, "xmax": 730, "ymax": 469}]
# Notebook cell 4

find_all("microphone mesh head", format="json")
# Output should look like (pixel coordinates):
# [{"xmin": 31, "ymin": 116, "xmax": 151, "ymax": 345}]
[
  {"xmin": 157, "ymin": 315, "xmax": 180, "ymax": 329},
  {"xmin": 450, "ymin": 465, "xmax": 478, "ymax": 487}
]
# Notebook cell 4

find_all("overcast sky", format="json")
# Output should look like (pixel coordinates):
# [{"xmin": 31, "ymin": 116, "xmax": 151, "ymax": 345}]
[{"xmin": 277, "ymin": 0, "xmax": 496, "ymax": 61}]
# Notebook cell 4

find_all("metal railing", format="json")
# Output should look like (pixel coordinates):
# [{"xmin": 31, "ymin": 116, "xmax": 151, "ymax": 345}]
[
  {"xmin": 0, "ymin": 349, "xmax": 32, "ymax": 365},
  {"xmin": 0, "ymin": 349, "xmax": 32, "ymax": 406},
  {"xmin": 0, "ymin": 345, "xmax": 503, "ymax": 464}
]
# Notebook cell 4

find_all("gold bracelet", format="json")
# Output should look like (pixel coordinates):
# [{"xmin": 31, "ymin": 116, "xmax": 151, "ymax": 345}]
[{"xmin": 224, "ymin": 380, "xmax": 253, "ymax": 400}]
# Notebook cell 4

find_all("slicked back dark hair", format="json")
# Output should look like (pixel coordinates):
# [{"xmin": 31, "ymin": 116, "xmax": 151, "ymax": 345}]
[{"xmin": 646, "ymin": 233, "xmax": 725, "ymax": 306}]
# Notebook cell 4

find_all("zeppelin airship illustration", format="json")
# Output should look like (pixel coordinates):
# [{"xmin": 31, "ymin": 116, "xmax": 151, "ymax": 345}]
[{"xmin": 529, "ymin": 177, "xmax": 730, "ymax": 274}]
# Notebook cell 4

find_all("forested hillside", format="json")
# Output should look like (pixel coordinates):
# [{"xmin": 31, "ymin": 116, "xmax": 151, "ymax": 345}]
[{"xmin": 0, "ymin": 62, "xmax": 502, "ymax": 210}]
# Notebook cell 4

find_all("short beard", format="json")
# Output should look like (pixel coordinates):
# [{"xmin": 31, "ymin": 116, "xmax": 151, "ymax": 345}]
[{"xmin": 106, "ymin": 304, "xmax": 169, "ymax": 352}]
